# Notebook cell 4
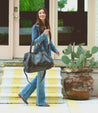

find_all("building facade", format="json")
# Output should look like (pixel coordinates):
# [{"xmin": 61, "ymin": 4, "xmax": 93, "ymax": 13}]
[{"xmin": 0, "ymin": 0, "xmax": 97, "ymax": 59}]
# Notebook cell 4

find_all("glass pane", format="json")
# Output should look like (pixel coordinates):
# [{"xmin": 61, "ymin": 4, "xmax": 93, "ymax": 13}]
[
  {"xmin": 0, "ymin": 0, "xmax": 9, "ymax": 45},
  {"xmin": 58, "ymin": 0, "xmax": 78, "ymax": 12},
  {"xmin": 85, "ymin": 0, "xmax": 88, "ymax": 12},
  {"xmin": 58, "ymin": 0, "xmax": 87, "ymax": 45},
  {"xmin": 19, "ymin": 0, "xmax": 48, "ymax": 46}
]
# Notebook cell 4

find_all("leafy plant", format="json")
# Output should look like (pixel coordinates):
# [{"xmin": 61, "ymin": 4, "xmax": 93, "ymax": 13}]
[
  {"xmin": 58, "ymin": 0, "xmax": 67, "ymax": 11},
  {"xmin": 62, "ymin": 43, "xmax": 98, "ymax": 69},
  {"xmin": 20, "ymin": 0, "xmax": 44, "ymax": 11},
  {"xmin": 67, "ymin": 8, "xmax": 75, "ymax": 12},
  {"xmin": 21, "ymin": 20, "xmax": 32, "ymax": 28}
]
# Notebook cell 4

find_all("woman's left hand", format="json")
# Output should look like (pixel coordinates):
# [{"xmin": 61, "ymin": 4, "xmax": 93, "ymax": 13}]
[{"xmin": 56, "ymin": 52, "xmax": 60, "ymax": 56}]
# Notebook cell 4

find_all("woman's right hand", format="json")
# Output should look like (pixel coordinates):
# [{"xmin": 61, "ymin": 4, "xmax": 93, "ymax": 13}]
[{"xmin": 44, "ymin": 29, "xmax": 50, "ymax": 35}]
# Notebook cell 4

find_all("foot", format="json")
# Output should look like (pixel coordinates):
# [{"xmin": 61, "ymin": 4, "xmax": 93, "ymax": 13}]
[
  {"xmin": 18, "ymin": 94, "xmax": 28, "ymax": 104},
  {"xmin": 36, "ymin": 103, "xmax": 50, "ymax": 107}
]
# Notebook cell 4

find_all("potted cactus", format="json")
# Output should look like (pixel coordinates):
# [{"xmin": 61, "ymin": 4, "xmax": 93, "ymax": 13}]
[{"xmin": 62, "ymin": 43, "xmax": 98, "ymax": 99}]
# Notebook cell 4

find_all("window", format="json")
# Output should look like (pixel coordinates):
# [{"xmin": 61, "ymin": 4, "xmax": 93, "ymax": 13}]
[
  {"xmin": 58, "ymin": 0, "xmax": 87, "ymax": 45},
  {"xmin": 19, "ymin": 0, "xmax": 49, "ymax": 45},
  {"xmin": 58, "ymin": 0, "xmax": 77, "ymax": 12},
  {"xmin": 85, "ymin": 0, "xmax": 88, "ymax": 12},
  {"xmin": 0, "ymin": 0, "xmax": 9, "ymax": 45}
]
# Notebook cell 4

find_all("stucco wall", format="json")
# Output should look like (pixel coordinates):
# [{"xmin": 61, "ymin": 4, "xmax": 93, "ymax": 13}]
[{"xmin": 96, "ymin": 0, "xmax": 98, "ymax": 60}]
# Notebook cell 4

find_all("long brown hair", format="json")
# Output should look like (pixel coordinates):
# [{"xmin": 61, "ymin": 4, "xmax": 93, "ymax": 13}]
[{"xmin": 35, "ymin": 8, "xmax": 51, "ymax": 41}]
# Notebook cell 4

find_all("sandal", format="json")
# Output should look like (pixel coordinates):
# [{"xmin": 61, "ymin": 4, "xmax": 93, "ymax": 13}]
[
  {"xmin": 36, "ymin": 103, "xmax": 50, "ymax": 107},
  {"xmin": 18, "ymin": 94, "xmax": 28, "ymax": 104}
]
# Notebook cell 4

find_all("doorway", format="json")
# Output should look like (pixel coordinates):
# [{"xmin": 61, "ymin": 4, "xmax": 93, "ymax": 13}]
[{"xmin": 14, "ymin": 0, "xmax": 49, "ymax": 58}]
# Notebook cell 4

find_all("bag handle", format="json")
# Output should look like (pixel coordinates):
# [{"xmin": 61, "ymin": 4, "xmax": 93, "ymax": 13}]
[
  {"xmin": 30, "ymin": 41, "xmax": 33, "ymax": 53},
  {"xmin": 30, "ymin": 40, "xmax": 42, "ymax": 53}
]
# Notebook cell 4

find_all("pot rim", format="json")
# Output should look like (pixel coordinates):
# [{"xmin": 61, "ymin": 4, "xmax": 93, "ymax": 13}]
[{"xmin": 64, "ymin": 68, "xmax": 93, "ymax": 73}]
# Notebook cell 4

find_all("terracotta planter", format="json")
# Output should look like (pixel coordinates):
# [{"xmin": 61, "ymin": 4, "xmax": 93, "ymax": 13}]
[{"xmin": 64, "ymin": 68, "xmax": 94, "ymax": 100}]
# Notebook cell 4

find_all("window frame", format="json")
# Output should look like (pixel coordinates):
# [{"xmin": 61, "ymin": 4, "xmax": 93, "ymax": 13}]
[
  {"xmin": 58, "ymin": 0, "xmax": 87, "ymax": 45},
  {"xmin": 50, "ymin": 0, "xmax": 96, "ymax": 59}
]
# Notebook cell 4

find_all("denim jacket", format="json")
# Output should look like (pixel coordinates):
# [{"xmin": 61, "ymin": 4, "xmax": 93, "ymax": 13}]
[{"xmin": 31, "ymin": 25, "xmax": 58, "ymax": 56}]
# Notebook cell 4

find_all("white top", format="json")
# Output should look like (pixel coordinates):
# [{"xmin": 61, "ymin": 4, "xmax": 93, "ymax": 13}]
[
  {"xmin": 47, "ymin": 34, "xmax": 50, "ymax": 44},
  {"xmin": 44, "ymin": 27, "xmax": 50, "ymax": 44}
]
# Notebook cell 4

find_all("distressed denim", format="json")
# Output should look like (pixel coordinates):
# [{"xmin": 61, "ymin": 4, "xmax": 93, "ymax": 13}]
[
  {"xmin": 19, "ymin": 71, "xmax": 46, "ymax": 105},
  {"xmin": 32, "ymin": 25, "xmax": 58, "ymax": 56}
]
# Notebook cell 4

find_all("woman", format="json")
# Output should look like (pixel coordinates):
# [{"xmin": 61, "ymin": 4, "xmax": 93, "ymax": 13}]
[{"xmin": 18, "ymin": 8, "xmax": 60, "ymax": 107}]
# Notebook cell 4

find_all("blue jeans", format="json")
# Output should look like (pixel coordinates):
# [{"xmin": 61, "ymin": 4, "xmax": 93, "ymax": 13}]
[{"xmin": 19, "ymin": 71, "xmax": 46, "ymax": 105}]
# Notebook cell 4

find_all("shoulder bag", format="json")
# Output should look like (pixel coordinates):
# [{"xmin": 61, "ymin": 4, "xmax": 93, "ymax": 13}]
[{"xmin": 23, "ymin": 40, "xmax": 54, "ymax": 83}]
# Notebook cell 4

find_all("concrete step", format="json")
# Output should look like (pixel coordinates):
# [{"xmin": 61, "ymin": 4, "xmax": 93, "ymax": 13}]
[
  {"xmin": 0, "ymin": 84, "xmax": 62, "ymax": 93},
  {"xmin": 0, "ymin": 93, "xmax": 63, "ymax": 104},
  {"xmin": 1, "ymin": 76, "xmax": 61, "ymax": 85},
  {"xmin": 0, "ymin": 67, "xmax": 63, "ymax": 104}
]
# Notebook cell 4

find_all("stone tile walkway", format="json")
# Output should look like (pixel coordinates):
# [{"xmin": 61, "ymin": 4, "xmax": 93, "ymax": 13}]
[{"xmin": 0, "ymin": 97, "xmax": 98, "ymax": 113}]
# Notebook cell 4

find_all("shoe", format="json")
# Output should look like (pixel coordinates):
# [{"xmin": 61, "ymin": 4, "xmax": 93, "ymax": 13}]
[
  {"xmin": 36, "ymin": 103, "xmax": 50, "ymax": 107},
  {"xmin": 18, "ymin": 94, "xmax": 28, "ymax": 104}
]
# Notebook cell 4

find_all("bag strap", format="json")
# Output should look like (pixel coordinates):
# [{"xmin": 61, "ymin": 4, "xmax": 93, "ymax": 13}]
[
  {"xmin": 24, "ymin": 68, "xmax": 46, "ymax": 84},
  {"xmin": 23, "ymin": 68, "xmax": 31, "ymax": 84},
  {"xmin": 40, "ymin": 71, "xmax": 46, "ymax": 82}
]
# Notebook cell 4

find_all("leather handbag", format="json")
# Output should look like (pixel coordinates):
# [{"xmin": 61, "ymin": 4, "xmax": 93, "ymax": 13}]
[{"xmin": 23, "ymin": 41, "xmax": 54, "ymax": 83}]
